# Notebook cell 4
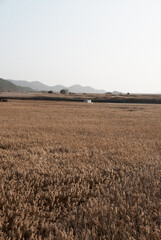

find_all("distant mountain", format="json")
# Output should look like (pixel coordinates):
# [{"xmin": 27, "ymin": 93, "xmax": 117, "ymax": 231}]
[
  {"xmin": 8, "ymin": 79, "xmax": 106, "ymax": 93},
  {"xmin": 51, "ymin": 84, "xmax": 66, "ymax": 92},
  {"xmin": 8, "ymin": 80, "xmax": 52, "ymax": 91},
  {"xmin": 0, "ymin": 78, "xmax": 33, "ymax": 92},
  {"xmin": 112, "ymin": 91, "xmax": 122, "ymax": 95},
  {"xmin": 68, "ymin": 85, "xmax": 105, "ymax": 93}
]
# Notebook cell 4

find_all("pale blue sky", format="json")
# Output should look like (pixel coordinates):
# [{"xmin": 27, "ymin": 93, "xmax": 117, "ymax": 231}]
[{"xmin": 0, "ymin": 0, "xmax": 161, "ymax": 93}]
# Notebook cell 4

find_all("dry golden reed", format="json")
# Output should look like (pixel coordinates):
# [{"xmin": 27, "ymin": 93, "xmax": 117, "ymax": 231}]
[{"xmin": 0, "ymin": 100, "xmax": 160, "ymax": 239}]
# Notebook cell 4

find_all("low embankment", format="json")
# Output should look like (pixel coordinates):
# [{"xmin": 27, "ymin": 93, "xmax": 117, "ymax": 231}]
[{"xmin": 1, "ymin": 93, "xmax": 161, "ymax": 104}]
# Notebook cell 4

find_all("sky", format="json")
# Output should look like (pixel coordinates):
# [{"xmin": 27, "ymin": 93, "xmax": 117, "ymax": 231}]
[{"xmin": 0, "ymin": 0, "xmax": 161, "ymax": 93}]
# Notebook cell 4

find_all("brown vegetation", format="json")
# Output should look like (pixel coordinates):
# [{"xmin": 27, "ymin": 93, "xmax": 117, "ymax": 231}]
[
  {"xmin": 1, "ymin": 92, "xmax": 161, "ymax": 104},
  {"xmin": 0, "ymin": 100, "xmax": 160, "ymax": 239}
]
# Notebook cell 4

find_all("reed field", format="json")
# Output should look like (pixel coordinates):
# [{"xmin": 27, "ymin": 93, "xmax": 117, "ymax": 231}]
[{"xmin": 0, "ymin": 100, "xmax": 160, "ymax": 239}]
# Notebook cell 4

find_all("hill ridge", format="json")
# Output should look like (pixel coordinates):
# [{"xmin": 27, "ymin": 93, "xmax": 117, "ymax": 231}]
[
  {"xmin": 0, "ymin": 78, "xmax": 33, "ymax": 92},
  {"xmin": 8, "ymin": 79, "xmax": 106, "ymax": 93}
]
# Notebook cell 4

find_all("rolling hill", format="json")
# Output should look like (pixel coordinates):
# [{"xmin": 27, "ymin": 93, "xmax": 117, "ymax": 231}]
[
  {"xmin": 8, "ymin": 79, "xmax": 106, "ymax": 93},
  {"xmin": 0, "ymin": 78, "xmax": 33, "ymax": 92}
]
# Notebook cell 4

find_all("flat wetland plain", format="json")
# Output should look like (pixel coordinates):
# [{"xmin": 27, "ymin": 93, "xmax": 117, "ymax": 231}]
[{"xmin": 0, "ymin": 100, "xmax": 161, "ymax": 239}]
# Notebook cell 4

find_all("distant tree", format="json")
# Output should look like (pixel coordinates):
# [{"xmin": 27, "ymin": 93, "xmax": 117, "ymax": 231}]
[
  {"xmin": 48, "ymin": 90, "xmax": 53, "ymax": 94},
  {"xmin": 60, "ymin": 89, "xmax": 69, "ymax": 94}
]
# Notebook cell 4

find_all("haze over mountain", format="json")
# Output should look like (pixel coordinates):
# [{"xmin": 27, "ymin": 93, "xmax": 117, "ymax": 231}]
[
  {"xmin": 8, "ymin": 79, "xmax": 106, "ymax": 93},
  {"xmin": 0, "ymin": 78, "xmax": 33, "ymax": 92}
]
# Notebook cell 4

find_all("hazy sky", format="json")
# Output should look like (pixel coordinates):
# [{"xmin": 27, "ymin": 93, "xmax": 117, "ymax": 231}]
[{"xmin": 0, "ymin": 0, "xmax": 161, "ymax": 93}]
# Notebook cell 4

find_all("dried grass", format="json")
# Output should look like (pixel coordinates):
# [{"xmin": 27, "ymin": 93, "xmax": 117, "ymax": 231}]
[{"xmin": 0, "ymin": 101, "xmax": 160, "ymax": 239}]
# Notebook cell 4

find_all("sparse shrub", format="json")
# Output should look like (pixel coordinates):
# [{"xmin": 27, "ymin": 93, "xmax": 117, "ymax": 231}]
[
  {"xmin": 47, "ymin": 90, "xmax": 53, "ymax": 94},
  {"xmin": 60, "ymin": 89, "xmax": 69, "ymax": 94}
]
